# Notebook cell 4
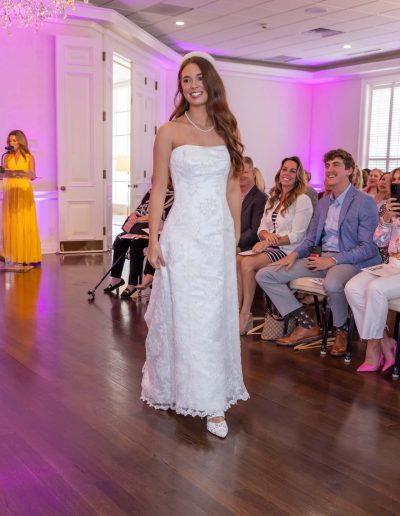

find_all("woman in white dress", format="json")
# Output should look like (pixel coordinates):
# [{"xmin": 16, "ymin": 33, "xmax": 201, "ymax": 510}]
[
  {"xmin": 141, "ymin": 52, "xmax": 249, "ymax": 438},
  {"xmin": 345, "ymin": 195, "xmax": 400, "ymax": 372}
]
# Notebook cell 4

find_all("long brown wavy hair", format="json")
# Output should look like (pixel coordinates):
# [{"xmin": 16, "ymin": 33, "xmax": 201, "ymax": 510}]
[
  {"xmin": 170, "ymin": 56, "xmax": 244, "ymax": 177},
  {"xmin": 7, "ymin": 129, "xmax": 30, "ymax": 160},
  {"xmin": 265, "ymin": 156, "xmax": 307, "ymax": 216}
]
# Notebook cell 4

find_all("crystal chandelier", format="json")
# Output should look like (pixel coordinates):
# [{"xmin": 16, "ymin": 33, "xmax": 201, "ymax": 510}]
[{"xmin": 0, "ymin": 0, "xmax": 75, "ymax": 31}]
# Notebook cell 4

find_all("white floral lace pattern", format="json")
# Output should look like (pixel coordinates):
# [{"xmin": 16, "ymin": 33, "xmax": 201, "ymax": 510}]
[{"xmin": 141, "ymin": 145, "xmax": 249, "ymax": 417}]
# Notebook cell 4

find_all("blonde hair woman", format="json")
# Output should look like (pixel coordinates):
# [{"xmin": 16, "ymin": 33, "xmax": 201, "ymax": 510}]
[
  {"xmin": 237, "ymin": 156, "xmax": 313, "ymax": 334},
  {"xmin": 1, "ymin": 130, "xmax": 41, "ymax": 265},
  {"xmin": 253, "ymin": 167, "xmax": 265, "ymax": 193},
  {"xmin": 363, "ymin": 168, "xmax": 382, "ymax": 196},
  {"xmin": 352, "ymin": 165, "xmax": 364, "ymax": 190}
]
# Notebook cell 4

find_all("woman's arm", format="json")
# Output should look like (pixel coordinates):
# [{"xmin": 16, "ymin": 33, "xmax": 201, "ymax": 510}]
[
  {"xmin": 147, "ymin": 124, "xmax": 173, "ymax": 268},
  {"xmin": 27, "ymin": 154, "xmax": 36, "ymax": 180},
  {"xmin": 277, "ymin": 195, "xmax": 313, "ymax": 246},
  {"xmin": 227, "ymin": 169, "xmax": 241, "ymax": 244},
  {"xmin": 257, "ymin": 200, "xmax": 272, "ymax": 240},
  {"xmin": 135, "ymin": 214, "xmax": 149, "ymax": 223},
  {"xmin": 373, "ymin": 222, "xmax": 393, "ymax": 248}
]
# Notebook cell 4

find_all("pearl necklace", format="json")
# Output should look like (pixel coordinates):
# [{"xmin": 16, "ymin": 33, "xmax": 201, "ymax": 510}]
[{"xmin": 185, "ymin": 111, "xmax": 214, "ymax": 133}]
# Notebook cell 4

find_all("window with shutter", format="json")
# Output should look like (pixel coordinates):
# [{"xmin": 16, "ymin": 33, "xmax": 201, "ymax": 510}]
[{"xmin": 367, "ymin": 82, "xmax": 400, "ymax": 171}]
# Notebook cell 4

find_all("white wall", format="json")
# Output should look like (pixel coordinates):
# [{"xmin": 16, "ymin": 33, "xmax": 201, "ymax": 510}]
[
  {"xmin": 309, "ymin": 78, "xmax": 363, "ymax": 188},
  {"xmin": 223, "ymin": 74, "xmax": 312, "ymax": 189}
]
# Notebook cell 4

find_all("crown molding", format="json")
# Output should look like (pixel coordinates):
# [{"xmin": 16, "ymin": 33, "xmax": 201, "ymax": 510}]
[{"xmin": 67, "ymin": 4, "xmax": 400, "ymax": 84}]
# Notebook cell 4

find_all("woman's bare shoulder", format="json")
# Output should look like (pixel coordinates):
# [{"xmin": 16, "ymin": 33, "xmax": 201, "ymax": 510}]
[{"xmin": 157, "ymin": 119, "xmax": 185, "ymax": 138}]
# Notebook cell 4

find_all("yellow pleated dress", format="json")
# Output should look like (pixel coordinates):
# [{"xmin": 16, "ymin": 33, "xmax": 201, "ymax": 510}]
[{"xmin": 2, "ymin": 153, "xmax": 42, "ymax": 264}]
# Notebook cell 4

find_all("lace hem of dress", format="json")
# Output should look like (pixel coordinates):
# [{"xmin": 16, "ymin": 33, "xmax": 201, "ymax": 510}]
[{"xmin": 140, "ymin": 393, "xmax": 250, "ymax": 419}]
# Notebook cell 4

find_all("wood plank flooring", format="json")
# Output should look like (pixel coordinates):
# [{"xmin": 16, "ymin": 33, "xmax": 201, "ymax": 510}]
[{"xmin": 0, "ymin": 254, "xmax": 399, "ymax": 515}]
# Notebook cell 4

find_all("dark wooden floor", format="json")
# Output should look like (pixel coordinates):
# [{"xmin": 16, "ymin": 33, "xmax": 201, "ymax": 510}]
[{"xmin": 0, "ymin": 254, "xmax": 400, "ymax": 515}]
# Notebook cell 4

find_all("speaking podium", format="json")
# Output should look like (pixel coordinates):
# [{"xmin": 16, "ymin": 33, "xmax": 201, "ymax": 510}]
[
  {"xmin": 0, "ymin": 168, "xmax": 26, "ymax": 178},
  {"xmin": 0, "ymin": 168, "xmax": 37, "ymax": 180}
]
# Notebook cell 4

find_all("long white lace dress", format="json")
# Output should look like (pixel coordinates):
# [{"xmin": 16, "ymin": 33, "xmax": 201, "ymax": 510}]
[{"xmin": 141, "ymin": 144, "xmax": 249, "ymax": 417}]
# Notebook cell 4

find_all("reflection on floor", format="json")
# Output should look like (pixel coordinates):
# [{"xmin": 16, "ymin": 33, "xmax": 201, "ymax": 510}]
[{"xmin": 0, "ymin": 253, "xmax": 399, "ymax": 515}]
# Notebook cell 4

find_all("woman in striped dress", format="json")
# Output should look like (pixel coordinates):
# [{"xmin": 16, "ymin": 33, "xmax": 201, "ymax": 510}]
[{"xmin": 238, "ymin": 156, "xmax": 313, "ymax": 334}]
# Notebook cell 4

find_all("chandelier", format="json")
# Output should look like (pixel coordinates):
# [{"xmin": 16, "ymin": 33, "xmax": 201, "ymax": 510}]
[{"xmin": 0, "ymin": 0, "xmax": 75, "ymax": 31}]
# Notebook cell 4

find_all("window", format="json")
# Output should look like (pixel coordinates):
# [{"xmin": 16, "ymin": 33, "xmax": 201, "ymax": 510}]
[
  {"xmin": 366, "ymin": 82, "xmax": 400, "ymax": 171},
  {"xmin": 112, "ymin": 54, "xmax": 132, "ymax": 239}
]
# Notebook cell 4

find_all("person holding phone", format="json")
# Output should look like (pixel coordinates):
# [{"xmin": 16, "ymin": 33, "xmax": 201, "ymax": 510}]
[
  {"xmin": 345, "ymin": 189, "xmax": 400, "ymax": 372},
  {"xmin": 256, "ymin": 149, "xmax": 381, "ymax": 354},
  {"xmin": 1, "ymin": 130, "xmax": 41, "ymax": 265},
  {"xmin": 376, "ymin": 169, "xmax": 400, "ymax": 262}
]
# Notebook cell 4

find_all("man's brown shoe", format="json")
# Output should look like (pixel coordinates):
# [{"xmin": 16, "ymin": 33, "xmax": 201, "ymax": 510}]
[
  {"xmin": 330, "ymin": 330, "xmax": 348, "ymax": 356},
  {"xmin": 276, "ymin": 325, "xmax": 321, "ymax": 346}
]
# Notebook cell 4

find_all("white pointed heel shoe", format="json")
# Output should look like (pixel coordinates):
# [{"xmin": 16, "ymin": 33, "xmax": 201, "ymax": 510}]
[{"xmin": 206, "ymin": 413, "xmax": 228, "ymax": 438}]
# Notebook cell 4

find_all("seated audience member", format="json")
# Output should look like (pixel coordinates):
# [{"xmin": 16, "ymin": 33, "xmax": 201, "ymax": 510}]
[
  {"xmin": 377, "ymin": 169, "xmax": 400, "ymax": 263},
  {"xmin": 362, "ymin": 168, "xmax": 371, "ymax": 188},
  {"xmin": 345, "ymin": 195, "xmax": 400, "ymax": 372},
  {"xmin": 304, "ymin": 170, "xmax": 318, "ymax": 210},
  {"xmin": 374, "ymin": 172, "xmax": 391, "ymax": 209},
  {"xmin": 104, "ymin": 185, "xmax": 174, "ymax": 298},
  {"xmin": 237, "ymin": 156, "xmax": 313, "ymax": 335},
  {"xmin": 256, "ymin": 149, "xmax": 380, "ymax": 354},
  {"xmin": 238, "ymin": 156, "xmax": 267, "ymax": 252},
  {"xmin": 352, "ymin": 165, "xmax": 364, "ymax": 190},
  {"xmin": 317, "ymin": 177, "xmax": 332, "ymax": 200},
  {"xmin": 135, "ymin": 259, "xmax": 155, "ymax": 290},
  {"xmin": 253, "ymin": 167, "xmax": 266, "ymax": 193},
  {"xmin": 392, "ymin": 167, "xmax": 400, "ymax": 179},
  {"xmin": 363, "ymin": 168, "xmax": 382, "ymax": 196}
]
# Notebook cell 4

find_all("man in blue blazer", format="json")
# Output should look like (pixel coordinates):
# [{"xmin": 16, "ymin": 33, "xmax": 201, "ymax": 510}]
[{"xmin": 256, "ymin": 149, "xmax": 381, "ymax": 355}]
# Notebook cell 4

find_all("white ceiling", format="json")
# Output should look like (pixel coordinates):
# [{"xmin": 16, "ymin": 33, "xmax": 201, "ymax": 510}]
[{"xmin": 88, "ymin": 0, "xmax": 400, "ymax": 70}]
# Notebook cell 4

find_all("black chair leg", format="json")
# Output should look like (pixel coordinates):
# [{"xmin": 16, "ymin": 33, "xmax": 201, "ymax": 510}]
[
  {"xmin": 320, "ymin": 302, "xmax": 331, "ymax": 356},
  {"xmin": 392, "ymin": 313, "xmax": 400, "ymax": 380},
  {"xmin": 313, "ymin": 295, "xmax": 321, "ymax": 327},
  {"xmin": 344, "ymin": 310, "xmax": 355, "ymax": 364}
]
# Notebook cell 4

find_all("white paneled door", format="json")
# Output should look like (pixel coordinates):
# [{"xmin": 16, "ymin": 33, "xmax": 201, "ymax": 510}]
[
  {"xmin": 56, "ymin": 36, "xmax": 105, "ymax": 252},
  {"xmin": 132, "ymin": 65, "xmax": 159, "ymax": 208}
]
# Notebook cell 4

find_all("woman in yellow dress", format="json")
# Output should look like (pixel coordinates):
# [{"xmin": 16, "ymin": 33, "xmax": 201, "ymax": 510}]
[{"xmin": 1, "ymin": 130, "xmax": 41, "ymax": 265}]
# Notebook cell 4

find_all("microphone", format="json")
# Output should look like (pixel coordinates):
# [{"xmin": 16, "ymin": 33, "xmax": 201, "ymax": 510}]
[{"xmin": 1, "ymin": 146, "xmax": 13, "ymax": 173}]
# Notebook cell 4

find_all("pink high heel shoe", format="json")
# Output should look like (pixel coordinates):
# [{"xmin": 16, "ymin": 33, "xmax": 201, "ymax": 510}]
[
  {"xmin": 357, "ymin": 352, "xmax": 384, "ymax": 373},
  {"xmin": 382, "ymin": 338, "xmax": 397, "ymax": 372}
]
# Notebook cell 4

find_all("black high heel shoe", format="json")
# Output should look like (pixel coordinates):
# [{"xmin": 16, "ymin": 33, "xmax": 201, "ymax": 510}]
[
  {"xmin": 103, "ymin": 278, "xmax": 125, "ymax": 293},
  {"xmin": 120, "ymin": 287, "xmax": 138, "ymax": 299}
]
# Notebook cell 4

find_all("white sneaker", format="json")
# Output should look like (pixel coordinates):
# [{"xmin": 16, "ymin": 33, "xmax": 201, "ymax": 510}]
[{"xmin": 206, "ymin": 414, "xmax": 228, "ymax": 438}]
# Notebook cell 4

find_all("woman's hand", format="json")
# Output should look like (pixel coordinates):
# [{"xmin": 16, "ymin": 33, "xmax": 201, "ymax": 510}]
[
  {"xmin": 122, "ymin": 213, "xmax": 137, "ymax": 232},
  {"xmin": 264, "ymin": 233, "xmax": 280, "ymax": 246},
  {"xmin": 383, "ymin": 198, "xmax": 400, "ymax": 223},
  {"xmin": 147, "ymin": 241, "xmax": 165, "ymax": 269},
  {"xmin": 252, "ymin": 241, "xmax": 268, "ymax": 253},
  {"xmin": 235, "ymin": 229, "xmax": 240, "ymax": 246}
]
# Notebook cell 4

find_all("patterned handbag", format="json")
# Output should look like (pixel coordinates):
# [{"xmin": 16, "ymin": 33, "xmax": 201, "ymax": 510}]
[{"xmin": 261, "ymin": 309, "xmax": 296, "ymax": 341}]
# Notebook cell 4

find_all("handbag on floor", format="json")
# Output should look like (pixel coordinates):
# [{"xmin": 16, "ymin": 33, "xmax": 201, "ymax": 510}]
[{"xmin": 261, "ymin": 309, "xmax": 295, "ymax": 341}]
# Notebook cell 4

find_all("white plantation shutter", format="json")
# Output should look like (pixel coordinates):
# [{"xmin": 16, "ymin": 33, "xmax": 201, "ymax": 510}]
[{"xmin": 367, "ymin": 83, "xmax": 400, "ymax": 171}]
